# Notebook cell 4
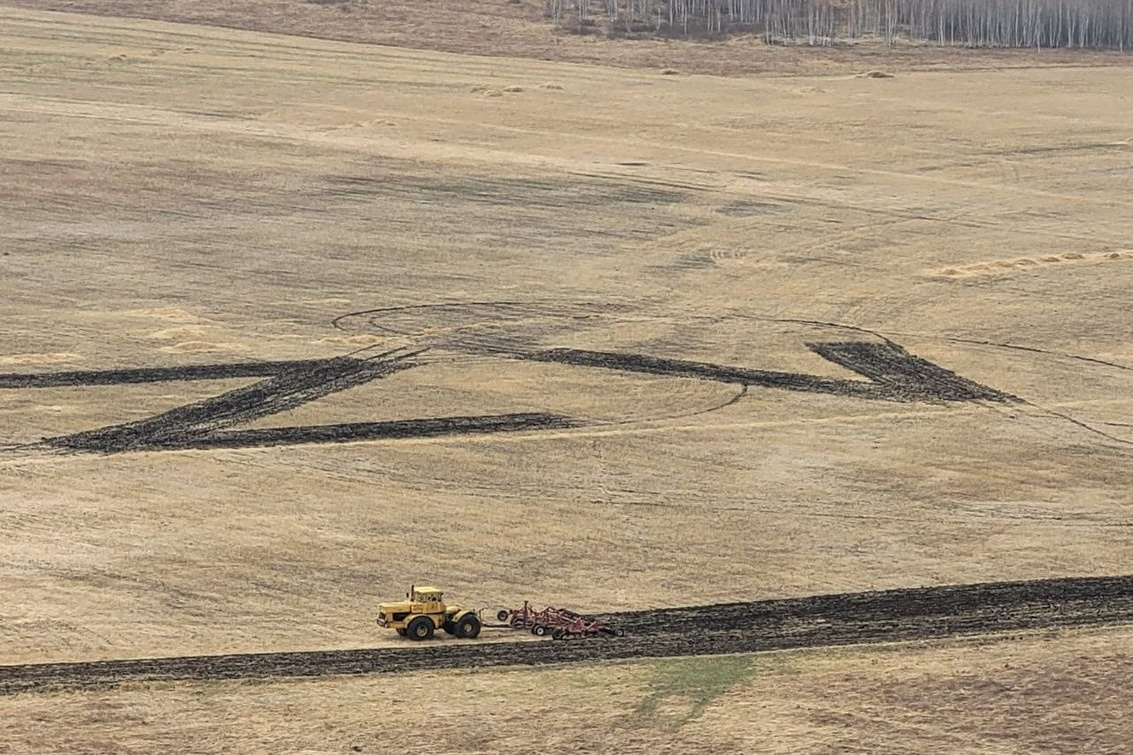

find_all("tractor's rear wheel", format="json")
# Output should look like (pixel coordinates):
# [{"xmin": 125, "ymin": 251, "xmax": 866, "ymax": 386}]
[
  {"xmin": 406, "ymin": 616, "xmax": 434, "ymax": 641},
  {"xmin": 442, "ymin": 620, "xmax": 457, "ymax": 635},
  {"xmin": 396, "ymin": 628, "xmax": 407, "ymax": 637},
  {"xmin": 456, "ymin": 614, "xmax": 482, "ymax": 639}
]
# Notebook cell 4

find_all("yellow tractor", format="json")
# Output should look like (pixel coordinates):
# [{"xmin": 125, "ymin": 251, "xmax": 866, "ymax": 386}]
[{"xmin": 377, "ymin": 585, "xmax": 482, "ymax": 641}]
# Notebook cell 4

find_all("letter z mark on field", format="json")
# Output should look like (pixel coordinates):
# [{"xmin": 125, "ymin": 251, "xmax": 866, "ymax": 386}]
[
  {"xmin": 0, "ymin": 338, "xmax": 1014, "ymax": 455},
  {"xmin": 1, "ymin": 349, "xmax": 574, "ymax": 454}
]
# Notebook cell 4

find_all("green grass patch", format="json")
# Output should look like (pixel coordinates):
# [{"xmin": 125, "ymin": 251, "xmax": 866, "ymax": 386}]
[{"xmin": 634, "ymin": 653, "xmax": 764, "ymax": 729}]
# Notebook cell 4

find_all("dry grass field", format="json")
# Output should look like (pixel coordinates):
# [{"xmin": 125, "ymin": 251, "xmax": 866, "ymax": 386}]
[{"xmin": 1, "ymin": 3, "xmax": 1132, "ymax": 752}]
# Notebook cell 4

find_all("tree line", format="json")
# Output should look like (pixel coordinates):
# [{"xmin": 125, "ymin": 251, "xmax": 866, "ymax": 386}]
[{"xmin": 544, "ymin": 0, "xmax": 1133, "ymax": 48}]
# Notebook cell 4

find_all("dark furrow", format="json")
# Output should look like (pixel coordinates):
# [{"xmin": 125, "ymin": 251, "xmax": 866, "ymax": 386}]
[
  {"xmin": 135, "ymin": 413, "xmax": 578, "ymax": 450},
  {"xmin": 598, "ymin": 575, "xmax": 1128, "ymax": 630},
  {"xmin": 43, "ymin": 357, "xmax": 416, "ymax": 453},
  {"xmin": 2, "ymin": 575, "xmax": 1129, "ymax": 695},
  {"xmin": 808, "ymin": 342, "xmax": 1017, "ymax": 402},
  {"xmin": 0, "ymin": 360, "xmax": 335, "ymax": 389},
  {"xmin": 524, "ymin": 343, "xmax": 1016, "ymax": 404},
  {"xmin": 1, "ymin": 332, "xmax": 1018, "ymax": 456},
  {"xmin": 526, "ymin": 348, "xmax": 879, "ymax": 398}
]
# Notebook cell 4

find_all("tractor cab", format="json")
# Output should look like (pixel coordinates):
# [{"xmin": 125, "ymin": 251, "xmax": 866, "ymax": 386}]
[
  {"xmin": 378, "ymin": 585, "xmax": 445, "ymax": 624},
  {"xmin": 410, "ymin": 586, "xmax": 444, "ymax": 609}
]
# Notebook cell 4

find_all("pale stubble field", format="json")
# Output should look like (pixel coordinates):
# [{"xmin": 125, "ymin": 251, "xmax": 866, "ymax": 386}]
[{"xmin": 0, "ymin": 5, "xmax": 1131, "ymax": 753}]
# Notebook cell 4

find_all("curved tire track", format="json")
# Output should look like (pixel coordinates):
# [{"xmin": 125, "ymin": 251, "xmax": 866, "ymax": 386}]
[{"xmin": 3, "ymin": 575, "xmax": 1131, "ymax": 695}]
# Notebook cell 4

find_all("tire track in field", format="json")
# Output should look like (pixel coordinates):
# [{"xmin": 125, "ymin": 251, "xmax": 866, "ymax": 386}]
[{"xmin": 2, "ymin": 575, "xmax": 1130, "ymax": 695}]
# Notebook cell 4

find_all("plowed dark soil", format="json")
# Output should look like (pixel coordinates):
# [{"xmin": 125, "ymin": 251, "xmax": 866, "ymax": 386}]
[
  {"xmin": 3, "ymin": 330, "xmax": 1016, "ymax": 456},
  {"xmin": 149, "ymin": 413, "xmax": 577, "ymax": 451},
  {"xmin": 3, "ymin": 575, "xmax": 1129, "ymax": 695},
  {"xmin": 530, "ymin": 342, "xmax": 1016, "ymax": 403},
  {"xmin": 45, "ymin": 355, "xmax": 417, "ymax": 453},
  {"xmin": 0, "ymin": 360, "xmax": 337, "ymax": 389}
]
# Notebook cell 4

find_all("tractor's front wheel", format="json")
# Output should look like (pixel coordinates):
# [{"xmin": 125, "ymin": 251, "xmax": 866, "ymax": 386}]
[
  {"xmin": 406, "ymin": 616, "xmax": 435, "ymax": 641},
  {"xmin": 456, "ymin": 614, "xmax": 482, "ymax": 639}
]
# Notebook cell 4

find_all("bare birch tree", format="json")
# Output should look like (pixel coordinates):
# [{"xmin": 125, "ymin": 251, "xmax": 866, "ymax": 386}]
[{"xmin": 548, "ymin": 0, "xmax": 1133, "ymax": 48}]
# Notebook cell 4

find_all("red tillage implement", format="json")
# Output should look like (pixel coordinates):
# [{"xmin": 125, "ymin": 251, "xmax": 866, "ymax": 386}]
[{"xmin": 495, "ymin": 601, "xmax": 626, "ymax": 640}]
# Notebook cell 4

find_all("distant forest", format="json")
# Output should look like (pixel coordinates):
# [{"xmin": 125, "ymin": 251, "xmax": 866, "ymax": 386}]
[{"xmin": 546, "ymin": 0, "xmax": 1133, "ymax": 48}]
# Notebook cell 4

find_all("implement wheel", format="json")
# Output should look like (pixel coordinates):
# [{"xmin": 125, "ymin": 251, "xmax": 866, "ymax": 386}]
[
  {"xmin": 456, "ymin": 614, "xmax": 482, "ymax": 639},
  {"xmin": 406, "ymin": 616, "xmax": 434, "ymax": 641},
  {"xmin": 497, "ymin": 610, "xmax": 510, "ymax": 622},
  {"xmin": 531, "ymin": 624, "xmax": 548, "ymax": 637}
]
